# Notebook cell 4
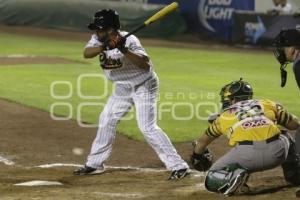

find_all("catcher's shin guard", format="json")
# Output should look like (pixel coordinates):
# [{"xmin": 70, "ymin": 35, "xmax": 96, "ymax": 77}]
[{"xmin": 204, "ymin": 163, "xmax": 249, "ymax": 196}]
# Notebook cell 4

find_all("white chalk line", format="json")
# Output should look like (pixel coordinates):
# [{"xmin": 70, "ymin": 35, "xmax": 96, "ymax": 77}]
[
  {"xmin": 0, "ymin": 160, "xmax": 206, "ymax": 178},
  {"xmin": 14, "ymin": 180, "xmax": 63, "ymax": 186},
  {"xmin": 36, "ymin": 163, "xmax": 167, "ymax": 173},
  {"xmin": 0, "ymin": 155, "xmax": 15, "ymax": 166},
  {"xmin": 37, "ymin": 163, "xmax": 82, "ymax": 168},
  {"xmin": 35, "ymin": 163, "xmax": 206, "ymax": 176}
]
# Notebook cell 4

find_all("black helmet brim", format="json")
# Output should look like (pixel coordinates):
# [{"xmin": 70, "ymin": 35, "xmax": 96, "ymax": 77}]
[{"xmin": 87, "ymin": 23, "xmax": 104, "ymax": 30}]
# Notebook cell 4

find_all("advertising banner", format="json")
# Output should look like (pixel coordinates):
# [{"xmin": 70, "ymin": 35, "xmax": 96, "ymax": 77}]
[
  {"xmin": 148, "ymin": 0, "xmax": 254, "ymax": 41},
  {"xmin": 232, "ymin": 12, "xmax": 300, "ymax": 45}
]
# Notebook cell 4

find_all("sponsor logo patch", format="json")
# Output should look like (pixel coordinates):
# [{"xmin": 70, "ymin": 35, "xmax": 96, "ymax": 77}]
[{"xmin": 242, "ymin": 119, "xmax": 268, "ymax": 129}]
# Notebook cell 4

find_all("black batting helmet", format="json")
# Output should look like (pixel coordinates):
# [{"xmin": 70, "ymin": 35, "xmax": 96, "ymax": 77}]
[
  {"xmin": 220, "ymin": 78, "xmax": 253, "ymax": 110},
  {"xmin": 88, "ymin": 9, "xmax": 120, "ymax": 31},
  {"xmin": 272, "ymin": 29, "xmax": 300, "ymax": 87}
]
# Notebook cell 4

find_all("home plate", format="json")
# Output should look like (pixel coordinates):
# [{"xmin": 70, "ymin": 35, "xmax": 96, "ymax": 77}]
[{"xmin": 14, "ymin": 180, "xmax": 63, "ymax": 186}]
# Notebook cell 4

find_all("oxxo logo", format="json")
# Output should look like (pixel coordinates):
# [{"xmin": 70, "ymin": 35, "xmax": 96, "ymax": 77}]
[
  {"xmin": 242, "ymin": 119, "xmax": 269, "ymax": 129},
  {"xmin": 198, "ymin": 0, "xmax": 234, "ymax": 32}
]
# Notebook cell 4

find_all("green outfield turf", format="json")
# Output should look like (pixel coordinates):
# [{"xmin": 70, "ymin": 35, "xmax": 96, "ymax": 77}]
[{"xmin": 0, "ymin": 32, "xmax": 299, "ymax": 142}]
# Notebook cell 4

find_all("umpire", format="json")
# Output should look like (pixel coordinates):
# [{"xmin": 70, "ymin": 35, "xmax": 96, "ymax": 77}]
[
  {"xmin": 273, "ymin": 29, "xmax": 300, "ymax": 198},
  {"xmin": 273, "ymin": 29, "xmax": 300, "ymax": 88}
]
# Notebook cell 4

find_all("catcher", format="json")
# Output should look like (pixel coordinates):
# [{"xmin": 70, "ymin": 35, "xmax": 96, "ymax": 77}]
[{"xmin": 191, "ymin": 79, "xmax": 300, "ymax": 196}]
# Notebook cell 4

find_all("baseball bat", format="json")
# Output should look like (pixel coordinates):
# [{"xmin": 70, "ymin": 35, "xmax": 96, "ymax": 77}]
[{"xmin": 124, "ymin": 2, "xmax": 179, "ymax": 38}]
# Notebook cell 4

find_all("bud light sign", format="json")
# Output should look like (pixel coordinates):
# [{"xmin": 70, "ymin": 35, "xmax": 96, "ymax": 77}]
[
  {"xmin": 198, "ymin": 0, "xmax": 234, "ymax": 32},
  {"xmin": 197, "ymin": 0, "xmax": 254, "ymax": 40},
  {"xmin": 148, "ymin": 0, "xmax": 254, "ymax": 41}
]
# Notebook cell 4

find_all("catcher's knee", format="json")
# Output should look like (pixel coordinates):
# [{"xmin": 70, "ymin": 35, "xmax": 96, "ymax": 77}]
[
  {"xmin": 281, "ymin": 133, "xmax": 300, "ymax": 185},
  {"xmin": 204, "ymin": 163, "xmax": 249, "ymax": 196}
]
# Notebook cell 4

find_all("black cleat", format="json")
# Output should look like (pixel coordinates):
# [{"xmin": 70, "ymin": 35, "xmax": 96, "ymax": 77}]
[
  {"xmin": 168, "ymin": 168, "xmax": 190, "ymax": 181},
  {"xmin": 73, "ymin": 165, "xmax": 105, "ymax": 175}
]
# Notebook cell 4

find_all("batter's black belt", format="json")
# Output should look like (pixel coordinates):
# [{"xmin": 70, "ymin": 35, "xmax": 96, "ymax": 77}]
[{"xmin": 238, "ymin": 134, "xmax": 280, "ymax": 145}]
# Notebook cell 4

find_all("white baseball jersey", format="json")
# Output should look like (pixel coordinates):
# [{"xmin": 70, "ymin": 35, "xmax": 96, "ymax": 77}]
[
  {"xmin": 85, "ymin": 31, "xmax": 154, "ymax": 86},
  {"xmin": 84, "ymin": 31, "xmax": 189, "ymax": 172}
]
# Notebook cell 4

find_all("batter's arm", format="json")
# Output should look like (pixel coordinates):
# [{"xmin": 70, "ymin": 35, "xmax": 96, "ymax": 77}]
[
  {"xmin": 123, "ymin": 50, "xmax": 150, "ymax": 69},
  {"xmin": 83, "ymin": 46, "xmax": 106, "ymax": 58}
]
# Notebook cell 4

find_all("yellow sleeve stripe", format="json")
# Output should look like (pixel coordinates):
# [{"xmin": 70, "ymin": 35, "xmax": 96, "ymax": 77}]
[
  {"xmin": 278, "ymin": 110, "xmax": 285, "ymax": 124},
  {"xmin": 205, "ymin": 128, "xmax": 219, "ymax": 138},
  {"xmin": 282, "ymin": 112, "xmax": 287, "ymax": 123},
  {"xmin": 212, "ymin": 120, "xmax": 223, "ymax": 135},
  {"xmin": 278, "ymin": 110, "xmax": 283, "ymax": 122},
  {"xmin": 205, "ymin": 131, "xmax": 214, "ymax": 138},
  {"xmin": 211, "ymin": 125, "xmax": 219, "ymax": 135}
]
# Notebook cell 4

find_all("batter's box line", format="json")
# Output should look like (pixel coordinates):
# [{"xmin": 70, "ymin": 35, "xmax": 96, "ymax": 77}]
[{"xmin": 34, "ymin": 163, "xmax": 206, "ymax": 176}]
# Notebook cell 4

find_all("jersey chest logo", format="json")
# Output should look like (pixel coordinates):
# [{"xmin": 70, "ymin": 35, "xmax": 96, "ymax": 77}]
[
  {"xmin": 99, "ymin": 52, "xmax": 123, "ymax": 69},
  {"xmin": 241, "ymin": 119, "xmax": 269, "ymax": 129}
]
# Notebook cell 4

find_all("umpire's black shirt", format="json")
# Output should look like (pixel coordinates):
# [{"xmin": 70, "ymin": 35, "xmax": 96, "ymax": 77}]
[{"xmin": 294, "ymin": 53, "xmax": 300, "ymax": 89}]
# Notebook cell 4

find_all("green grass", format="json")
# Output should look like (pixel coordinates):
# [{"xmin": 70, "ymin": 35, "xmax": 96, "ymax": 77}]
[{"xmin": 0, "ymin": 32, "xmax": 299, "ymax": 142}]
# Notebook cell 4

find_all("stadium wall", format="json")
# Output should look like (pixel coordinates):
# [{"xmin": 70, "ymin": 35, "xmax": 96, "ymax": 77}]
[{"xmin": 0, "ymin": 0, "xmax": 187, "ymax": 38}]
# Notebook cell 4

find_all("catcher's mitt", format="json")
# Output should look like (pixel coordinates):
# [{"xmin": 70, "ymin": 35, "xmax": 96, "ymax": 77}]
[{"xmin": 191, "ymin": 148, "xmax": 213, "ymax": 171}]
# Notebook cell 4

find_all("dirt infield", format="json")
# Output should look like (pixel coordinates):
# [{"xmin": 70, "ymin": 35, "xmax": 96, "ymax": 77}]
[{"xmin": 0, "ymin": 98, "xmax": 298, "ymax": 200}]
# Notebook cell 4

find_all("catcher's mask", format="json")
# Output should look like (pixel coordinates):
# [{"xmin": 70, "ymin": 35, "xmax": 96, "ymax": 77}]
[
  {"xmin": 272, "ymin": 29, "xmax": 300, "ymax": 87},
  {"xmin": 88, "ymin": 9, "xmax": 120, "ymax": 31},
  {"xmin": 220, "ymin": 78, "xmax": 253, "ymax": 110}
]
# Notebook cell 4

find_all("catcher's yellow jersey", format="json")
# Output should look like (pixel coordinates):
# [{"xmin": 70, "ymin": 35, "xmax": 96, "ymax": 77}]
[{"xmin": 205, "ymin": 99, "xmax": 295, "ymax": 146}]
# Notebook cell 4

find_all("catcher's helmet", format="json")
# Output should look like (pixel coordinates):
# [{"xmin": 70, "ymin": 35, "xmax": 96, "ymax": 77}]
[
  {"xmin": 220, "ymin": 78, "xmax": 253, "ymax": 110},
  {"xmin": 88, "ymin": 9, "xmax": 120, "ymax": 31},
  {"xmin": 272, "ymin": 29, "xmax": 300, "ymax": 87}
]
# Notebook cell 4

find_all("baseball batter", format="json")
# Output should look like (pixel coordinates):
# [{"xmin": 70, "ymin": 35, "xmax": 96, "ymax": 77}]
[
  {"xmin": 191, "ymin": 79, "xmax": 300, "ymax": 195},
  {"xmin": 73, "ymin": 9, "xmax": 189, "ymax": 180}
]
